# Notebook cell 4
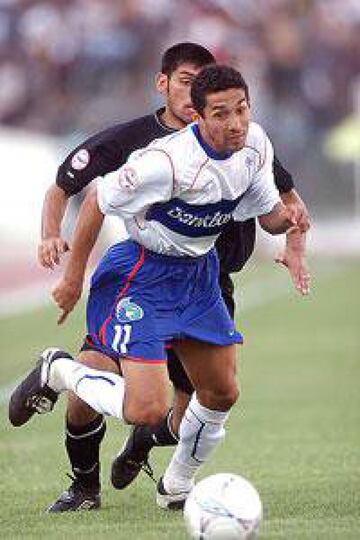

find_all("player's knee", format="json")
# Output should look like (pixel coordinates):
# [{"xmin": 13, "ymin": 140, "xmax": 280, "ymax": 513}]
[
  {"xmin": 214, "ymin": 387, "xmax": 239, "ymax": 410},
  {"xmin": 198, "ymin": 383, "xmax": 239, "ymax": 411},
  {"xmin": 77, "ymin": 350, "xmax": 120, "ymax": 374},
  {"xmin": 222, "ymin": 384, "xmax": 240, "ymax": 409},
  {"xmin": 124, "ymin": 398, "xmax": 167, "ymax": 426},
  {"xmin": 141, "ymin": 406, "xmax": 166, "ymax": 426}
]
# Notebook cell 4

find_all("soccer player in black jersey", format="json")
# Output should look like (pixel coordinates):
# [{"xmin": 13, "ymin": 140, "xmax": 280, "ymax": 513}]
[{"xmin": 38, "ymin": 43, "xmax": 310, "ymax": 512}]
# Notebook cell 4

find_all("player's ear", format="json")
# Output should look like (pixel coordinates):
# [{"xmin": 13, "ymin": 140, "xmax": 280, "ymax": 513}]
[{"xmin": 156, "ymin": 72, "xmax": 168, "ymax": 95}]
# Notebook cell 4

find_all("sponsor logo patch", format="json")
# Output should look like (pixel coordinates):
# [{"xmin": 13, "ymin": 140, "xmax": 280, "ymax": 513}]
[
  {"xmin": 71, "ymin": 148, "xmax": 90, "ymax": 170},
  {"xmin": 118, "ymin": 166, "xmax": 139, "ymax": 192},
  {"xmin": 115, "ymin": 297, "xmax": 144, "ymax": 323},
  {"xmin": 167, "ymin": 207, "xmax": 232, "ymax": 228}
]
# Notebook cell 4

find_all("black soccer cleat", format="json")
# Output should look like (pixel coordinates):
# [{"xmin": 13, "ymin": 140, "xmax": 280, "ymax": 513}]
[
  {"xmin": 47, "ymin": 475, "xmax": 101, "ymax": 513},
  {"xmin": 8, "ymin": 347, "xmax": 71, "ymax": 427},
  {"xmin": 156, "ymin": 476, "xmax": 192, "ymax": 510},
  {"xmin": 111, "ymin": 426, "xmax": 155, "ymax": 490}
]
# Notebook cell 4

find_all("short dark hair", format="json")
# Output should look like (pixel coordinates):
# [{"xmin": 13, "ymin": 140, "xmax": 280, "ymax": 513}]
[
  {"xmin": 161, "ymin": 42, "xmax": 215, "ymax": 77},
  {"xmin": 191, "ymin": 65, "xmax": 249, "ymax": 116}
]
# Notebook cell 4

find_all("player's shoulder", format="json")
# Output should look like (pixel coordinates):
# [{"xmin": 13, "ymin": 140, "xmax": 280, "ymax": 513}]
[
  {"xmin": 134, "ymin": 125, "xmax": 191, "ymax": 162},
  {"xmin": 242, "ymin": 121, "xmax": 272, "ymax": 169},
  {"xmin": 149, "ymin": 124, "xmax": 198, "ymax": 158},
  {"xmin": 245, "ymin": 121, "xmax": 268, "ymax": 148},
  {"xmin": 128, "ymin": 125, "xmax": 198, "ymax": 183},
  {"xmin": 83, "ymin": 113, "xmax": 159, "ymax": 150}
]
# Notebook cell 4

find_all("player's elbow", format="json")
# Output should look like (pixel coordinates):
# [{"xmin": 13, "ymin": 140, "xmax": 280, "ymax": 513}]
[
  {"xmin": 258, "ymin": 216, "xmax": 289, "ymax": 235},
  {"xmin": 123, "ymin": 396, "xmax": 169, "ymax": 426},
  {"xmin": 258, "ymin": 202, "xmax": 290, "ymax": 235}
]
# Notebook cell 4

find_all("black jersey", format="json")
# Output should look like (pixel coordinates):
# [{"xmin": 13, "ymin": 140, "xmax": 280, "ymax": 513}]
[{"xmin": 57, "ymin": 108, "xmax": 294, "ymax": 274}]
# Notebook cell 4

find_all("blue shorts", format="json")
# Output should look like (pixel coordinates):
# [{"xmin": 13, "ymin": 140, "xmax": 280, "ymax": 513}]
[{"xmin": 85, "ymin": 240, "xmax": 243, "ymax": 363}]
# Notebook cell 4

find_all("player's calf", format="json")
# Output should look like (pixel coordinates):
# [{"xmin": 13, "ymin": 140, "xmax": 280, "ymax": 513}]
[{"xmin": 111, "ymin": 410, "xmax": 178, "ymax": 490}]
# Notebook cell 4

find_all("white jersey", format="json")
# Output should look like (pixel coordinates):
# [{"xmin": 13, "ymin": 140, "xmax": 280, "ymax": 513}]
[{"xmin": 97, "ymin": 121, "xmax": 280, "ymax": 257}]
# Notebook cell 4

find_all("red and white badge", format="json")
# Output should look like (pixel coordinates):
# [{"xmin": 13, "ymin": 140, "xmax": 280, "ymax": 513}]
[
  {"xmin": 118, "ymin": 166, "xmax": 139, "ymax": 192},
  {"xmin": 71, "ymin": 148, "xmax": 90, "ymax": 170}
]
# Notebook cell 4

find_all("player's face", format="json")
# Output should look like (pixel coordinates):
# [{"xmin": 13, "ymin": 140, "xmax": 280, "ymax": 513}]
[
  {"xmin": 199, "ymin": 88, "xmax": 250, "ymax": 153},
  {"xmin": 157, "ymin": 63, "xmax": 201, "ymax": 128}
]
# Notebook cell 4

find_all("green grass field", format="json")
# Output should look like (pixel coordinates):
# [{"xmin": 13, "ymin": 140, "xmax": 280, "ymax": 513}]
[{"xmin": 1, "ymin": 257, "xmax": 359, "ymax": 539}]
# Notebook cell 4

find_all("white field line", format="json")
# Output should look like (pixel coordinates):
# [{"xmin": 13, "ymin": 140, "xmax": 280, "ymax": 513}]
[
  {"xmin": 0, "ymin": 262, "xmax": 342, "ymax": 407},
  {"xmin": 0, "ymin": 273, "xmax": 93, "ymax": 320},
  {"xmin": 0, "ymin": 282, "xmax": 54, "ymax": 319},
  {"xmin": 234, "ymin": 275, "xmax": 291, "ymax": 312},
  {"xmin": 0, "ymin": 269, "xmax": 301, "ymax": 320},
  {"xmin": 0, "ymin": 274, "xmax": 289, "ymax": 407}
]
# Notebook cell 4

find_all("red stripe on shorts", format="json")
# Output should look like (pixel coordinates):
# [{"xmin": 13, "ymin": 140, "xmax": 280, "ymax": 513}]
[
  {"xmin": 99, "ymin": 246, "xmax": 145, "ymax": 345},
  {"xmin": 123, "ymin": 355, "xmax": 167, "ymax": 364}
]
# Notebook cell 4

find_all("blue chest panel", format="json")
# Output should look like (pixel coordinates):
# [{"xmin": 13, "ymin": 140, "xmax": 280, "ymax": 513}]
[{"xmin": 146, "ymin": 196, "xmax": 243, "ymax": 237}]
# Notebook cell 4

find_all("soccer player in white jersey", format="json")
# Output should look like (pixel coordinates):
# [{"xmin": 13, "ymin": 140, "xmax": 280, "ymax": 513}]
[{"xmin": 9, "ymin": 64, "xmax": 308, "ymax": 509}]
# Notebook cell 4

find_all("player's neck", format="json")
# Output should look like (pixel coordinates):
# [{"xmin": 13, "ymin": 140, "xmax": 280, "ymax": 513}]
[
  {"xmin": 160, "ymin": 108, "xmax": 187, "ymax": 130},
  {"xmin": 196, "ymin": 123, "xmax": 232, "ymax": 157}
]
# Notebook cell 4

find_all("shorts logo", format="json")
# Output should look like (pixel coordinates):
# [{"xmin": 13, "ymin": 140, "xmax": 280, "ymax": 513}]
[
  {"xmin": 71, "ymin": 148, "xmax": 90, "ymax": 170},
  {"xmin": 115, "ymin": 297, "xmax": 144, "ymax": 323}
]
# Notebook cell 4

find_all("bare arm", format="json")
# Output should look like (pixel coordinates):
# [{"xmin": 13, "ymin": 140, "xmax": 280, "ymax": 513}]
[
  {"xmin": 258, "ymin": 201, "xmax": 299, "ymax": 234},
  {"xmin": 275, "ymin": 228, "xmax": 310, "ymax": 295},
  {"xmin": 52, "ymin": 188, "xmax": 104, "ymax": 324},
  {"xmin": 38, "ymin": 184, "xmax": 70, "ymax": 268},
  {"xmin": 259, "ymin": 196, "xmax": 311, "ymax": 295},
  {"xmin": 276, "ymin": 188, "xmax": 311, "ymax": 295},
  {"xmin": 280, "ymin": 188, "xmax": 310, "ymax": 232}
]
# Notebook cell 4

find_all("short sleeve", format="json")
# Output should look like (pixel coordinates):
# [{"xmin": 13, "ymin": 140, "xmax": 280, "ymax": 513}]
[
  {"xmin": 233, "ymin": 134, "xmax": 281, "ymax": 221},
  {"xmin": 56, "ymin": 131, "xmax": 126, "ymax": 196},
  {"xmin": 273, "ymin": 154, "xmax": 294, "ymax": 193},
  {"xmin": 97, "ymin": 148, "xmax": 174, "ymax": 218}
]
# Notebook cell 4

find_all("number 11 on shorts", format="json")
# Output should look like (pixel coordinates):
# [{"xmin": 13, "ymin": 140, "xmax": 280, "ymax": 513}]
[{"xmin": 112, "ymin": 324, "xmax": 132, "ymax": 353}]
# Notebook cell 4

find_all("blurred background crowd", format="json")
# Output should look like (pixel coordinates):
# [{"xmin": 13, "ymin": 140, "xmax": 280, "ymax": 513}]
[{"xmin": 1, "ymin": 0, "xmax": 360, "ymax": 216}]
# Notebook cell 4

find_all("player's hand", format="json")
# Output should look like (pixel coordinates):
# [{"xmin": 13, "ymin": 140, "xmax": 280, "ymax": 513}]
[
  {"xmin": 38, "ymin": 237, "xmax": 70, "ymax": 269},
  {"xmin": 275, "ymin": 245, "xmax": 310, "ymax": 296},
  {"xmin": 52, "ymin": 276, "xmax": 83, "ymax": 325}
]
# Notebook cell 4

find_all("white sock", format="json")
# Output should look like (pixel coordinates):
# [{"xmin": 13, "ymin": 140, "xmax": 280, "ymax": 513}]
[
  {"xmin": 48, "ymin": 356, "xmax": 125, "ymax": 419},
  {"xmin": 163, "ymin": 394, "xmax": 229, "ymax": 493}
]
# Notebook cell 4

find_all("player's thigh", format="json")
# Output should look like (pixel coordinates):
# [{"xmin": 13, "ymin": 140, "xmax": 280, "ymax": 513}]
[
  {"xmin": 67, "ymin": 350, "xmax": 120, "ymax": 425},
  {"xmin": 167, "ymin": 347, "xmax": 194, "ymax": 395},
  {"xmin": 120, "ymin": 359, "xmax": 170, "ymax": 425},
  {"xmin": 77, "ymin": 349, "xmax": 121, "ymax": 374},
  {"xmin": 173, "ymin": 339, "xmax": 239, "ymax": 410}
]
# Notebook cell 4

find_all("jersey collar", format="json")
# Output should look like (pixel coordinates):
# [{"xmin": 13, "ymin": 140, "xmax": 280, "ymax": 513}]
[
  {"xmin": 154, "ymin": 108, "xmax": 177, "ymax": 133},
  {"xmin": 191, "ymin": 123, "xmax": 233, "ymax": 161}
]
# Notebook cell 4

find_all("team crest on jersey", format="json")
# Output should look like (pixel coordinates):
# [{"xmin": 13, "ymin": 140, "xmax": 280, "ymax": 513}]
[
  {"xmin": 118, "ymin": 166, "xmax": 139, "ymax": 192},
  {"xmin": 115, "ymin": 297, "xmax": 144, "ymax": 322},
  {"xmin": 245, "ymin": 156, "xmax": 254, "ymax": 168},
  {"xmin": 71, "ymin": 148, "xmax": 90, "ymax": 170}
]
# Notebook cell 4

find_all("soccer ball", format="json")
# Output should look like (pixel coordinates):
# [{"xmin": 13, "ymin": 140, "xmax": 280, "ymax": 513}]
[{"xmin": 183, "ymin": 473, "xmax": 262, "ymax": 539}]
